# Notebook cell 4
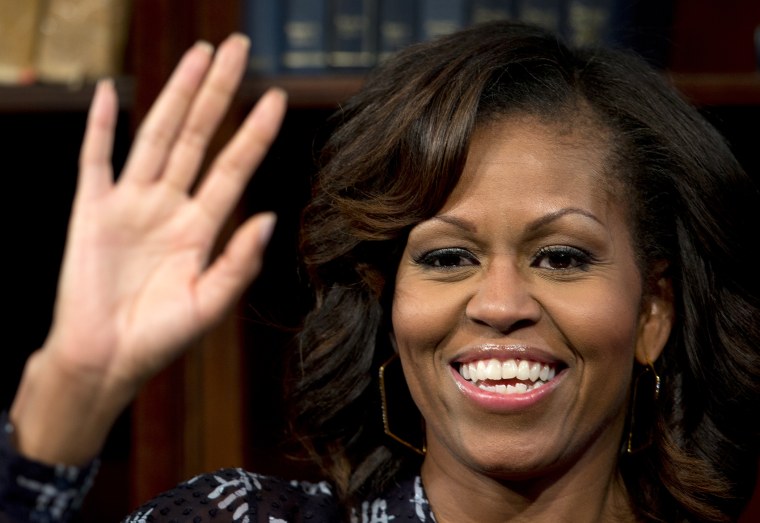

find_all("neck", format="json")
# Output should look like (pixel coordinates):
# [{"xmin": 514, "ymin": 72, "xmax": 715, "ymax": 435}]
[{"xmin": 421, "ymin": 447, "xmax": 636, "ymax": 523}]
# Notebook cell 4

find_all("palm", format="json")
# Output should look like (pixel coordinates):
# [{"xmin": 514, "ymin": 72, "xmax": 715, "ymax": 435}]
[{"xmin": 54, "ymin": 181, "xmax": 219, "ymax": 381}]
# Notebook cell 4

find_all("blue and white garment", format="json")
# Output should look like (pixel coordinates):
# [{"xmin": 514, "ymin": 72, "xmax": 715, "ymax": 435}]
[
  {"xmin": 0, "ymin": 412, "xmax": 435, "ymax": 522},
  {"xmin": 124, "ymin": 468, "xmax": 435, "ymax": 522},
  {"xmin": 0, "ymin": 413, "xmax": 99, "ymax": 523}
]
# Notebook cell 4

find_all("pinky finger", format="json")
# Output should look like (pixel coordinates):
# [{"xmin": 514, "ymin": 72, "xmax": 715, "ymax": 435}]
[
  {"xmin": 78, "ymin": 79, "xmax": 118, "ymax": 200},
  {"xmin": 195, "ymin": 212, "xmax": 277, "ymax": 325}
]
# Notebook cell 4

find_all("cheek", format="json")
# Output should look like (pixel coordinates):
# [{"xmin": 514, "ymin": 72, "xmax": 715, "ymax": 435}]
[
  {"xmin": 553, "ymin": 280, "xmax": 642, "ymax": 398},
  {"xmin": 390, "ymin": 281, "xmax": 463, "ymax": 409},
  {"xmin": 570, "ymin": 290, "xmax": 640, "ymax": 353},
  {"xmin": 391, "ymin": 279, "xmax": 461, "ymax": 356}
]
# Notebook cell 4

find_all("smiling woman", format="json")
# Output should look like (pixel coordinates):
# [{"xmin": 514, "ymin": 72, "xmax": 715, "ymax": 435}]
[
  {"xmin": 392, "ymin": 117, "xmax": 664, "ymax": 513},
  {"xmin": 1, "ymin": 20, "xmax": 759, "ymax": 523}
]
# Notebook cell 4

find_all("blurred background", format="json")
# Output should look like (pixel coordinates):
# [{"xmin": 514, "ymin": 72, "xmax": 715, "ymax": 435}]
[{"xmin": 1, "ymin": 0, "xmax": 758, "ymax": 520}]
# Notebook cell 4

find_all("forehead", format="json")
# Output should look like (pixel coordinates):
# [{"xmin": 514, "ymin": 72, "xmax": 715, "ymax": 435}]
[{"xmin": 444, "ymin": 114, "xmax": 620, "ymax": 211}]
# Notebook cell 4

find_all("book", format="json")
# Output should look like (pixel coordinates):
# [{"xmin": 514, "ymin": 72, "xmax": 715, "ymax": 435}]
[
  {"xmin": 328, "ymin": 0, "xmax": 379, "ymax": 70},
  {"xmin": 35, "ymin": 0, "xmax": 131, "ymax": 85},
  {"xmin": 418, "ymin": 0, "xmax": 469, "ymax": 42},
  {"xmin": 471, "ymin": 0, "xmax": 517, "ymax": 25},
  {"xmin": 565, "ymin": 0, "xmax": 615, "ymax": 46},
  {"xmin": 0, "ymin": 0, "xmax": 43, "ymax": 84},
  {"xmin": 516, "ymin": 0, "xmax": 564, "ymax": 35},
  {"xmin": 282, "ymin": 0, "xmax": 329, "ymax": 72},
  {"xmin": 378, "ymin": 0, "xmax": 418, "ymax": 61},
  {"xmin": 242, "ymin": 0, "xmax": 284, "ymax": 74}
]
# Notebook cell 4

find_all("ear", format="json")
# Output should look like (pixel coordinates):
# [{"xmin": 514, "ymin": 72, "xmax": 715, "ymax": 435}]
[{"xmin": 635, "ymin": 263, "xmax": 674, "ymax": 365}]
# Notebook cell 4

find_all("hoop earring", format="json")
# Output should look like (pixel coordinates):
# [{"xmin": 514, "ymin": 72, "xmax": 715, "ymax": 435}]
[
  {"xmin": 626, "ymin": 361, "xmax": 661, "ymax": 454},
  {"xmin": 379, "ymin": 353, "xmax": 426, "ymax": 456}
]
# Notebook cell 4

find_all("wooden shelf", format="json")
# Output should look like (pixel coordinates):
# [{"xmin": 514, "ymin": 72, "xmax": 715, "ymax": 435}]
[
  {"xmin": 669, "ymin": 72, "xmax": 760, "ymax": 106},
  {"xmin": 0, "ymin": 75, "xmax": 362, "ymax": 114},
  {"xmin": 240, "ymin": 73, "xmax": 366, "ymax": 109},
  {"xmin": 241, "ymin": 72, "xmax": 760, "ymax": 109},
  {"xmin": 240, "ymin": 72, "xmax": 760, "ymax": 110},
  {"xmin": 2, "ymin": 72, "xmax": 758, "ymax": 115},
  {"xmin": 0, "ymin": 77, "xmax": 135, "ymax": 113}
]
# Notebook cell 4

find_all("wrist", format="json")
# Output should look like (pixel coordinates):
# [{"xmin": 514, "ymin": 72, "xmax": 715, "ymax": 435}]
[{"xmin": 9, "ymin": 348, "xmax": 134, "ymax": 466}]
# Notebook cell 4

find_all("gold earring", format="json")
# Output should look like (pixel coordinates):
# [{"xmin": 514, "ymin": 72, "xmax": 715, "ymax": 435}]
[
  {"xmin": 626, "ymin": 361, "xmax": 661, "ymax": 454},
  {"xmin": 379, "ymin": 353, "xmax": 426, "ymax": 456}
]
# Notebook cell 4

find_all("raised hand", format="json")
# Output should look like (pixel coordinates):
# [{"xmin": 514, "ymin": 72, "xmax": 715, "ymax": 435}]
[{"xmin": 10, "ymin": 34, "xmax": 287, "ymax": 465}]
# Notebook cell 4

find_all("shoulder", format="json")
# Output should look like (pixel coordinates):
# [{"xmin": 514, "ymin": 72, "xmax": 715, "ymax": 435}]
[{"xmin": 124, "ymin": 468, "xmax": 341, "ymax": 522}]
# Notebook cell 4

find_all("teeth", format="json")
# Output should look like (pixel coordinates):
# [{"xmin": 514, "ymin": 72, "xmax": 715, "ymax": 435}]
[
  {"xmin": 502, "ymin": 360, "xmax": 517, "ymax": 379},
  {"xmin": 529, "ymin": 362, "xmax": 541, "ymax": 382},
  {"xmin": 485, "ymin": 360, "xmax": 501, "ymax": 380},
  {"xmin": 476, "ymin": 360, "xmax": 488, "ymax": 381},
  {"xmin": 516, "ymin": 360, "xmax": 530, "ymax": 380},
  {"xmin": 459, "ymin": 357, "xmax": 557, "ymax": 395}
]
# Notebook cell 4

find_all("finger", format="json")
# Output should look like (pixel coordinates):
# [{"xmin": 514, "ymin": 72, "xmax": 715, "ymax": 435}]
[
  {"xmin": 194, "ymin": 87, "xmax": 287, "ymax": 229},
  {"xmin": 196, "ymin": 212, "xmax": 277, "ymax": 324},
  {"xmin": 120, "ymin": 41, "xmax": 214, "ymax": 185},
  {"xmin": 162, "ymin": 34, "xmax": 251, "ymax": 193},
  {"xmin": 77, "ymin": 79, "xmax": 118, "ymax": 200}
]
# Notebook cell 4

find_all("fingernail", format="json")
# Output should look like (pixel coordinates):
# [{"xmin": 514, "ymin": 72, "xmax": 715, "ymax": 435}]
[
  {"xmin": 258, "ymin": 213, "xmax": 277, "ymax": 246},
  {"xmin": 269, "ymin": 86, "xmax": 288, "ymax": 102},
  {"xmin": 97, "ymin": 77, "xmax": 114, "ymax": 90},
  {"xmin": 194, "ymin": 40, "xmax": 214, "ymax": 54},
  {"xmin": 230, "ymin": 33, "xmax": 251, "ymax": 51}
]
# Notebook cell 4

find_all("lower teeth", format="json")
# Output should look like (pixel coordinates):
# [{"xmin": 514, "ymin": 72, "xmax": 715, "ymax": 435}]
[{"xmin": 475, "ymin": 381, "xmax": 545, "ymax": 394}]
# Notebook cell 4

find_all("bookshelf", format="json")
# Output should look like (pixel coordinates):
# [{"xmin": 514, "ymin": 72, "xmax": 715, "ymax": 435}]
[
  {"xmin": 1, "ymin": 72, "xmax": 758, "ymax": 113},
  {"xmin": 2, "ymin": 0, "xmax": 758, "ymax": 521},
  {"xmin": 0, "ymin": 78, "xmax": 135, "ymax": 112},
  {"xmin": 668, "ymin": 72, "xmax": 760, "ymax": 107}
]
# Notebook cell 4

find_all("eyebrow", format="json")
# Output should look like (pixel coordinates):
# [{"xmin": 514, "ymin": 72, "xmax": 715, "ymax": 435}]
[
  {"xmin": 524, "ymin": 207, "xmax": 603, "ymax": 233},
  {"xmin": 429, "ymin": 207, "xmax": 603, "ymax": 233},
  {"xmin": 429, "ymin": 214, "xmax": 476, "ymax": 231}
]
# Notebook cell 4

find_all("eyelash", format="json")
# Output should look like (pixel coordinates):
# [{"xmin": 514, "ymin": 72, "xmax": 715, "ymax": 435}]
[
  {"xmin": 414, "ymin": 245, "xmax": 594, "ymax": 271},
  {"xmin": 531, "ymin": 245, "xmax": 594, "ymax": 271},
  {"xmin": 414, "ymin": 248, "xmax": 478, "ymax": 269}
]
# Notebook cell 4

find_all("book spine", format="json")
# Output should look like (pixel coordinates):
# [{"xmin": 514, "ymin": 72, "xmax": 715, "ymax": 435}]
[
  {"xmin": 565, "ymin": 0, "xmax": 615, "ymax": 46},
  {"xmin": 378, "ymin": 0, "xmax": 419, "ymax": 61},
  {"xmin": 515, "ymin": 0, "xmax": 565, "ymax": 35},
  {"xmin": 418, "ymin": 0, "xmax": 468, "ymax": 41},
  {"xmin": 470, "ymin": 0, "xmax": 518, "ymax": 25},
  {"xmin": 242, "ymin": 0, "xmax": 284, "ymax": 74},
  {"xmin": 282, "ymin": 0, "xmax": 329, "ymax": 72},
  {"xmin": 35, "ymin": 0, "xmax": 131, "ymax": 84},
  {"xmin": 0, "ymin": 0, "xmax": 43, "ymax": 84},
  {"xmin": 328, "ymin": 0, "xmax": 379, "ymax": 70}
]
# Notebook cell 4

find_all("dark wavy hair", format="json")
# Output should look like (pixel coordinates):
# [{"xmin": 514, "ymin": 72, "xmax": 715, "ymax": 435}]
[{"xmin": 286, "ymin": 20, "xmax": 760, "ymax": 522}]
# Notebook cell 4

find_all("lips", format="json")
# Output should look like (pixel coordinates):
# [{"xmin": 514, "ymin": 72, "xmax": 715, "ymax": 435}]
[{"xmin": 456, "ymin": 358, "xmax": 560, "ymax": 395}]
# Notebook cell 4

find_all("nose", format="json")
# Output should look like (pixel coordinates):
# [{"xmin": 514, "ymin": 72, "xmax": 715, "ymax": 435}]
[{"xmin": 465, "ymin": 257, "xmax": 542, "ymax": 332}]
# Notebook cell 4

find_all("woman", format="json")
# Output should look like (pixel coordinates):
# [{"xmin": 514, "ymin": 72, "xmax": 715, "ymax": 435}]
[{"xmin": 2, "ymin": 21, "xmax": 758, "ymax": 522}]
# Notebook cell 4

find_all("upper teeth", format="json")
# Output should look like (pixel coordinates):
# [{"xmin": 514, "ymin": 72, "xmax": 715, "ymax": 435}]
[{"xmin": 460, "ymin": 358, "xmax": 556, "ymax": 385}]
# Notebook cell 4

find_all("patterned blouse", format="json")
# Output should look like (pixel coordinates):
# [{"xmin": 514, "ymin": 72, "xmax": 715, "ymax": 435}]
[{"xmin": 0, "ymin": 413, "xmax": 435, "ymax": 523}]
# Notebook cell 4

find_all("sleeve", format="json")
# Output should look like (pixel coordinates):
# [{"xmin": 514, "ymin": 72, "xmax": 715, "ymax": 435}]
[{"xmin": 0, "ymin": 412, "xmax": 99, "ymax": 523}]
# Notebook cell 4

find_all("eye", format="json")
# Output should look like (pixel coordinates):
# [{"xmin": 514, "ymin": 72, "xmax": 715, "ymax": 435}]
[
  {"xmin": 532, "ymin": 245, "xmax": 593, "ymax": 270},
  {"xmin": 414, "ymin": 248, "xmax": 479, "ymax": 269}
]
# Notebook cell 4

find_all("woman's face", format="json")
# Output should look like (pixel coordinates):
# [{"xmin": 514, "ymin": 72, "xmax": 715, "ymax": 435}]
[{"xmin": 391, "ymin": 115, "xmax": 671, "ymax": 483}]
